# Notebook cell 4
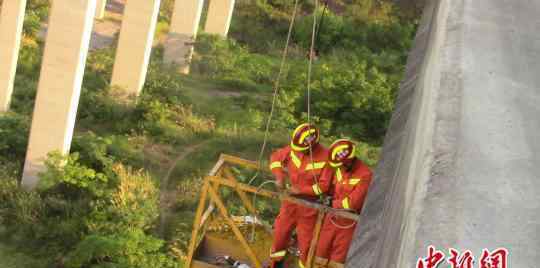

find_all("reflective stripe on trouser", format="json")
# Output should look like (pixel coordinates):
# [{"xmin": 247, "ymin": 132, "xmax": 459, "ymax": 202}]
[
  {"xmin": 316, "ymin": 214, "xmax": 357, "ymax": 263},
  {"xmin": 272, "ymin": 201, "xmax": 318, "ymax": 264}
]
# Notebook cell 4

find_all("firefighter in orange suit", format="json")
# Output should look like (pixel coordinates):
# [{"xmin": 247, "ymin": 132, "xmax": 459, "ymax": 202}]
[
  {"xmin": 314, "ymin": 139, "xmax": 373, "ymax": 268},
  {"xmin": 269, "ymin": 123, "xmax": 331, "ymax": 268}
]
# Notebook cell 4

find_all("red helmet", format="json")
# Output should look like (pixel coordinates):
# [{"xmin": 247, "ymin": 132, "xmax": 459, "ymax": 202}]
[
  {"xmin": 328, "ymin": 139, "xmax": 356, "ymax": 167},
  {"xmin": 290, "ymin": 123, "xmax": 320, "ymax": 152}
]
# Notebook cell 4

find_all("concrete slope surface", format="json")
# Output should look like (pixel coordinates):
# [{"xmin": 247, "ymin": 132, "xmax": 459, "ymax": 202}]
[{"xmin": 348, "ymin": 0, "xmax": 540, "ymax": 267}]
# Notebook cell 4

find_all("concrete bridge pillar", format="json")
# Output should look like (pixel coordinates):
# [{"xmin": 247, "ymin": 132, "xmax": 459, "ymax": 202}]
[
  {"xmin": 0, "ymin": 0, "xmax": 27, "ymax": 112},
  {"xmin": 95, "ymin": 0, "xmax": 106, "ymax": 19},
  {"xmin": 110, "ymin": 0, "xmax": 160, "ymax": 96},
  {"xmin": 163, "ymin": 0, "xmax": 204, "ymax": 74},
  {"xmin": 22, "ymin": 0, "xmax": 96, "ymax": 189},
  {"xmin": 205, "ymin": 0, "xmax": 236, "ymax": 37}
]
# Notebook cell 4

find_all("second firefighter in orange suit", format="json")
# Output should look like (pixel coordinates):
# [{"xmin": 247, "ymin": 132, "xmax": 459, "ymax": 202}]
[
  {"xmin": 315, "ymin": 139, "xmax": 373, "ymax": 268},
  {"xmin": 269, "ymin": 123, "xmax": 331, "ymax": 268}
]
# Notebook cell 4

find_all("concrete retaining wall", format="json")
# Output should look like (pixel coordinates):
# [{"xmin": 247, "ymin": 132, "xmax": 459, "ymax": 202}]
[
  {"xmin": 346, "ymin": 0, "xmax": 448, "ymax": 266},
  {"xmin": 349, "ymin": 0, "xmax": 540, "ymax": 266}
]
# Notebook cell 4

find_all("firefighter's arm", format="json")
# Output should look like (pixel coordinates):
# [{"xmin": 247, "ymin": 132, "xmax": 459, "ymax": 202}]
[
  {"xmin": 341, "ymin": 170, "xmax": 373, "ymax": 211},
  {"xmin": 293, "ymin": 180, "xmax": 324, "ymax": 196},
  {"xmin": 295, "ymin": 166, "xmax": 330, "ymax": 196},
  {"xmin": 342, "ymin": 179, "xmax": 371, "ymax": 211},
  {"xmin": 318, "ymin": 166, "xmax": 334, "ymax": 194},
  {"xmin": 269, "ymin": 147, "xmax": 289, "ymax": 187},
  {"xmin": 294, "ymin": 180, "xmax": 325, "ymax": 196}
]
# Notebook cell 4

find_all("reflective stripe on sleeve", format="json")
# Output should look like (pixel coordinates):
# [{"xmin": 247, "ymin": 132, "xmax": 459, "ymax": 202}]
[
  {"xmin": 270, "ymin": 250, "xmax": 287, "ymax": 259},
  {"xmin": 305, "ymin": 162, "xmax": 325, "ymax": 170},
  {"xmin": 349, "ymin": 178, "xmax": 362, "ymax": 185},
  {"xmin": 335, "ymin": 168, "xmax": 343, "ymax": 182},
  {"xmin": 290, "ymin": 152, "xmax": 302, "ymax": 168},
  {"xmin": 270, "ymin": 161, "xmax": 282, "ymax": 170}
]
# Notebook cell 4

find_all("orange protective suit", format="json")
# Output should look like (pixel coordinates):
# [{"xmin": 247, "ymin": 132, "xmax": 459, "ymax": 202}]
[
  {"xmin": 269, "ymin": 144, "xmax": 331, "ymax": 267},
  {"xmin": 316, "ymin": 159, "xmax": 372, "ymax": 265}
]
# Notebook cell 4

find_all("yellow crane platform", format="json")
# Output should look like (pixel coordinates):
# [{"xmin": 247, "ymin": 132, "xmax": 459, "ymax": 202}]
[{"xmin": 185, "ymin": 154, "xmax": 359, "ymax": 268}]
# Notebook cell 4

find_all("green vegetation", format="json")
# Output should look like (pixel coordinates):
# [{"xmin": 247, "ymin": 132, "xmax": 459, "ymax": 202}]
[{"xmin": 0, "ymin": 0, "xmax": 418, "ymax": 267}]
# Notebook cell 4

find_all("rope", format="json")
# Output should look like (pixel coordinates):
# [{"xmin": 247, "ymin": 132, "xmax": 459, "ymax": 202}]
[
  {"xmin": 246, "ymin": 0, "xmax": 301, "ymax": 240},
  {"xmin": 306, "ymin": 0, "xmax": 320, "ymax": 186},
  {"xmin": 329, "ymin": 214, "xmax": 357, "ymax": 229},
  {"xmin": 315, "ymin": 1, "xmax": 329, "ymax": 54},
  {"xmin": 306, "ymin": 0, "xmax": 319, "ymax": 124},
  {"xmin": 306, "ymin": 1, "xmax": 356, "ymax": 230},
  {"xmin": 249, "ymin": 180, "xmax": 278, "ymax": 242},
  {"xmin": 248, "ymin": 0, "xmax": 300, "ymax": 186}
]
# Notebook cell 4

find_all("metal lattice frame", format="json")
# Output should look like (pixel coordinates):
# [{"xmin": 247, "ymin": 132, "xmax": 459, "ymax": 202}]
[{"xmin": 185, "ymin": 154, "xmax": 359, "ymax": 268}]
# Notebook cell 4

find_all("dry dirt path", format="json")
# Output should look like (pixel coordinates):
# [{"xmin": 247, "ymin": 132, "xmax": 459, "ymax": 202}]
[
  {"xmin": 158, "ymin": 140, "xmax": 211, "ymax": 236},
  {"xmin": 39, "ymin": 0, "xmax": 126, "ymax": 51},
  {"xmin": 89, "ymin": 0, "xmax": 125, "ymax": 50}
]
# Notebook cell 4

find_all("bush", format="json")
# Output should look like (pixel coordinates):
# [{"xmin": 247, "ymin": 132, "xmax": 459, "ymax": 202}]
[
  {"xmin": 88, "ymin": 165, "xmax": 159, "ymax": 232},
  {"xmin": 0, "ymin": 153, "xmax": 177, "ymax": 267},
  {"xmin": 83, "ymin": 47, "xmax": 116, "ymax": 91},
  {"xmin": 0, "ymin": 113, "xmax": 30, "ymax": 161},
  {"xmin": 141, "ymin": 61, "xmax": 188, "ymax": 106},
  {"xmin": 294, "ymin": 7, "xmax": 417, "ymax": 56},
  {"xmin": 0, "ymin": 1, "xmax": 418, "ymax": 265},
  {"xmin": 133, "ymin": 99, "xmax": 215, "ymax": 144},
  {"xmin": 39, "ymin": 152, "xmax": 109, "ymax": 198},
  {"xmin": 11, "ymin": 41, "xmax": 43, "ymax": 115},
  {"xmin": 66, "ymin": 229, "xmax": 177, "ymax": 268},
  {"xmin": 192, "ymin": 34, "xmax": 279, "ymax": 91},
  {"xmin": 65, "ymin": 165, "xmax": 176, "ymax": 268},
  {"xmin": 276, "ymin": 53, "xmax": 396, "ymax": 144},
  {"xmin": 23, "ymin": 0, "xmax": 49, "ymax": 38}
]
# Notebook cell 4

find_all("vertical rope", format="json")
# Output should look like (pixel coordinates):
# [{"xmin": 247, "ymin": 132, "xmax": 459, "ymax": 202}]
[
  {"xmin": 248, "ymin": 0, "xmax": 300, "ymax": 185},
  {"xmin": 307, "ymin": 0, "xmax": 319, "ymax": 124},
  {"xmin": 306, "ymin": 0, "xmax": 320, "ymax": 183}
]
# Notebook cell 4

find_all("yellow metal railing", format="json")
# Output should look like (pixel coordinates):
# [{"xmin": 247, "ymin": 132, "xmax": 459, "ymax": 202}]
[{"xmin": 186, "ymin": 154, "xmax": 359, "ymax": 268}]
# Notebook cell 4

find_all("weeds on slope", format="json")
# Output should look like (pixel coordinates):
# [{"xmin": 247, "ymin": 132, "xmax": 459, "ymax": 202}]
[{"xmin": 0, "ymin": 1, "xmax": 416, "ymax": 266}]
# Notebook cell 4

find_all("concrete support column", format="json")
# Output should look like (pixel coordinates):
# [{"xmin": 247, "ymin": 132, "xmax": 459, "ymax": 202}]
[
  {"xmin": 163, "ymin": 0, "xmax": 204, "ymax": 74},
  {"xmin": 110, "ymin": 0, "xmax": 160, "ymax": 96},
  {"xmin": 95, "ymin": 0, "xmax": 106, "ymax": 19},
  {"xmin": 22, "ymin": 0, "xmax": 96, "ymax": 189},
  {"xmin": 0, "ymin": 0, "xmax": 27, "ymax": 112},
  {"xmin": 205, "ymin": 0, "xmax": 236, "ymax": 37}
]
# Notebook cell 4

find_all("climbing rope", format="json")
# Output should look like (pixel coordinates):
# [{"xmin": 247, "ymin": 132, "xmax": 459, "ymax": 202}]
[
  {"xmin": 248, "ymin": 0, "xmax": 300, "ymax": 186},
  {"xmin": 306, "ymin": 0, "xmax": 321, "ymax": 186},
  {"xmin": 329, "ymin": 214, "xmax": 357, "ymax": 229},
  {"xmin": 315, "ymin": 1, "xmax": 329, "ymax": 55},
  {"xmin": 247, "ymin": 0, "xmax": 355, "ymax": 235},
  {"xmin": 306, "ymin": 0, "xmax": 319, "ymax": 125},
  {"xmin": 246, "ymin": 0, "xmax": 300, "ymax": 241},
  {"xmin": 249, "ymin": 180, "xmax": 278, "ymax": 242},
  {"xmin": 306, "ymin": 1, "xmax": 360, "ymax": 230}
]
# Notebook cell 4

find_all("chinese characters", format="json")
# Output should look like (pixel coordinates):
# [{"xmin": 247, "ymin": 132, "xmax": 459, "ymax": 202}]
[{"xmin": 416, "ymin": 246, "xmax": 508, "ymax": 268}]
